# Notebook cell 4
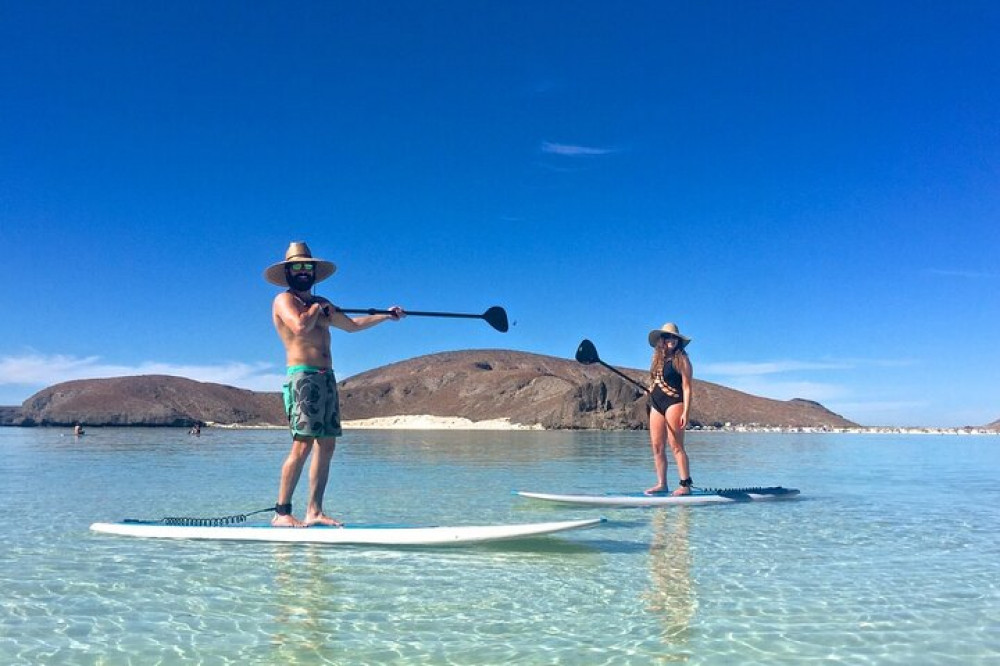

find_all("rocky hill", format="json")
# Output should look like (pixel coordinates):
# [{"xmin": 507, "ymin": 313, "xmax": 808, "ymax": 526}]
[
  {"xmin": 338, "ymin": 349, "xmax": 856, "ymax": 429},
  {"xmin": 1, "ymin": 349, "xmax": 858, "ymax": 429},
  {"xmin": 7, "ymin": 375, "xmax": 285, "ymax": 427}
]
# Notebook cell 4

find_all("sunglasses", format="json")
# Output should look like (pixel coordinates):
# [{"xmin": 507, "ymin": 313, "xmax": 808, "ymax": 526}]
[
  {"xmin": 660, "ymin": 334, "xmax": 679, "ymax": 342},
  {"xmin": 289, "ymin": 263, "xmax": 315, "ymax": 272}
]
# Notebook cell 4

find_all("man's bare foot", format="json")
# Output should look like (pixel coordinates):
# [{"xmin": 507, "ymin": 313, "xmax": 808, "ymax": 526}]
[
  {"xmin": 304, "ymin": 514, "xmax": 343, "ymax": 527},
  {"xmin": 644, "ymin": 485, "xmax": 669, "ymax": 496},
  {"xmin": 271, "ymin": 514, "xmax": 306, "ymax": 527},
  {"xmin": 671, "ymin": 486, "xmax": 692, "ymax": 496}
]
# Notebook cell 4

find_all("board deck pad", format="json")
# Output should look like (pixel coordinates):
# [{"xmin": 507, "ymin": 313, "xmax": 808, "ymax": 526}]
[
  {"xmin": 515, "ymin": 487, "xmax": 800, "ymax": 507},
  {"xmin": 90, "ymin": 517, "xmax": 605, "ymax": 546}
]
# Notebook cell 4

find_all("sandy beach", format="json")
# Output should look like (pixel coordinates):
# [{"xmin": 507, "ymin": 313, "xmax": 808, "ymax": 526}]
[{"xmin": 342, "ymin": 415, "xmax": 544, "ymax": 430}]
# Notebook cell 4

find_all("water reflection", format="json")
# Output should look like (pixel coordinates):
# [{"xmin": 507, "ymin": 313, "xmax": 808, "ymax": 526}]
[
  {"xmin": 269, "ymin": 545, "xmax": 345, "ymax": 663},
  {"xmin": 644, "ymin": 510, "xmax": 694, "ymax": 661}
]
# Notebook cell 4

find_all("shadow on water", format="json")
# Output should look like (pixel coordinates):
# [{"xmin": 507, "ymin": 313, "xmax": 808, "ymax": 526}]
[
  {"xmin": 484, "ymin": 516, "xmax": 657, "ymax": 554},
  {"xmin": 474, "ymin": 537, "xmax": 605, "ymax": 555},
  {"xmin": 572, "ymin": 537, "xmax": 652, "ymax": 554}
]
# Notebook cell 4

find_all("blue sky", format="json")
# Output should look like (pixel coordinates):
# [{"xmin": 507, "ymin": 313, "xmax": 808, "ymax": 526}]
[{"xmin": 2, "ymin": 1, "xmax": 998, "ymax": 427}]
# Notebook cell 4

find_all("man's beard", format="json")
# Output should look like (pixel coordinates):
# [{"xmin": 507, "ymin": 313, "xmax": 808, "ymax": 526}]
[{"xmin": 286, "ymin": 271, "xmax": 316, "ymax": 292}]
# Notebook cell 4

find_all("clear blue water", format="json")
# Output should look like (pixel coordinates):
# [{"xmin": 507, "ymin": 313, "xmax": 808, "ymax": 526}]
[{"xmin": 1, "ymin": 427, "xmax": 998, "ymax": 665}]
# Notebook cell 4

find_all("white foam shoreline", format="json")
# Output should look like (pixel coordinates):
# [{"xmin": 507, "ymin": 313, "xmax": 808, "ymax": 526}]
[
  {"xmin": 205, "ymin": 418, "xmax": 996, "ymax": 433},
  {"xmin": 342, "ymin": 415, "xmax": 544, "ymax": 430}
]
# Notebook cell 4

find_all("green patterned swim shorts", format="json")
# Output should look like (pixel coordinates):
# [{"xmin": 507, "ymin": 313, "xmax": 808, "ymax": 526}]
[{"xmin": 282, "ymin": 365, "xmax": 343, "ymax": 438}]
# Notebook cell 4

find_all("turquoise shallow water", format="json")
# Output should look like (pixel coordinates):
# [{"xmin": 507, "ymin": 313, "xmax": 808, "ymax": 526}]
[{"xmin": 1, "ymin": 427, "xmax": 998, "ymax": 665}]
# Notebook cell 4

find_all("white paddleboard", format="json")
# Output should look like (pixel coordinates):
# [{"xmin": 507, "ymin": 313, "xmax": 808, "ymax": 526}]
[
  {"xmin": 516, "ymin": 487, "xmax": 800, "ymax": 507},
  {"xmin": 89, "ymin": 517, "xmax": 605, "ymax": 546}
]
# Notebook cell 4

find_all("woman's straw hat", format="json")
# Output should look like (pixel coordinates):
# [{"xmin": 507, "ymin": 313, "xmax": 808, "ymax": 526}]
[
  {"xmin": 647, "ymin": 322, "xmax": 691, "ymax": 348},
  {"xmin": 264, "ymin": 241, "xmax": 337, "ymax": 286}
]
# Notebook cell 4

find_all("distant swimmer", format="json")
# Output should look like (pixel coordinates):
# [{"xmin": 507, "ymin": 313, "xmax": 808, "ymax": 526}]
[
  {"xmin": 264, "ymin": 241, "xmax": 406, "ymax": 527},
  {"xmin": 645, "ymin": 323, "xmax": 694, "ymax": 496},
  {"xmin": 73, "ymin": 424, "xmax": 85, "ymax": 436},
  {"xmin": 189, "ymin": 424, "xmax": 201, "ymax": 436}
]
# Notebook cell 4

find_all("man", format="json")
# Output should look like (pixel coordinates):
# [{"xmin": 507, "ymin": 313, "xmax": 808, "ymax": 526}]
[{"xmin": 264, "ymin": 241, "xmax": 404, "ymax": 527}]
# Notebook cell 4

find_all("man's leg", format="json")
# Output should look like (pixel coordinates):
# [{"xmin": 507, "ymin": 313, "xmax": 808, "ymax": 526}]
[
  {"xmin": 304, "ymin": 437, "xmax": 341, "ymax": 526},
  {"xmin": 272, "ymin": 436, "xmax": 312, "ymax": 527}
]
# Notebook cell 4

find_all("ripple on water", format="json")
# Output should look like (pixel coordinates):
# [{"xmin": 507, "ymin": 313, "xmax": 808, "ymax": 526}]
[{"xmin": 2, "ymin": 429, "xmax": 999, "ymax": 664}]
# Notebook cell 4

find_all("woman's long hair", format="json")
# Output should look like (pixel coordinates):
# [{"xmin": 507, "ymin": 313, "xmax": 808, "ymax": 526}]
[
  {"xmin": 650, "ymin": 343, "xmax": 685, "ymax": 387},
  {"xmin": 650, "ymin": 344, "xmax": 667, "ymax": 386}
]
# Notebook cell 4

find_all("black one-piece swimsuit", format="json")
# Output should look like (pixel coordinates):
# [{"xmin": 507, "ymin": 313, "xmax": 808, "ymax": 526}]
[{"xmin": 649, "ymin": 357, "xmax": 683, "ymax": 415}]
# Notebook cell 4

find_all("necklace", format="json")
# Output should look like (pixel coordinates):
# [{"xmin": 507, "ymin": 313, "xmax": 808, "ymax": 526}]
[{"xmin": 288, "ymin": 290, "xmax": 314, "ymax": 308}]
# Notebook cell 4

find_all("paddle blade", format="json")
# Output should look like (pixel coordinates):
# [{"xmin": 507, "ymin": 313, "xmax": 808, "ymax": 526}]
[
  {"xmin": 483, "ymin": 306, "xmax": 509, "ymax": 332},
  {"xmin": 575, "ymin": 339, "xmax": 600, "ymax": 365}
]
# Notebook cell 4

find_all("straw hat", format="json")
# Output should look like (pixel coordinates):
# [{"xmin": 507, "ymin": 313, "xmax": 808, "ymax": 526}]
[
  {"xmin": 263, "ymin": 241, "xmax": 337, "ymax": 287},
  {"xmin": 647, "ymin": 322, "xmax": 691, "ymax": 348}
]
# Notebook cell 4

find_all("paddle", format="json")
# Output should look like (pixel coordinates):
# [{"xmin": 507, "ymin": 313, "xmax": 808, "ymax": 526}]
[
  {"xmin": 574, "ymin": 339, "xmax": 649, "ymax": 393},
  {"xmin": 335, "ymin": 305, "xmax": 509, "ymax": 332}
]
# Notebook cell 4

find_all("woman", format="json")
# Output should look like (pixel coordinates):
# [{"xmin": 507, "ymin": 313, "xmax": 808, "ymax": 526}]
[{"xmin": 645, "ymin": 323, "xmax": 694, "ymax": 496}]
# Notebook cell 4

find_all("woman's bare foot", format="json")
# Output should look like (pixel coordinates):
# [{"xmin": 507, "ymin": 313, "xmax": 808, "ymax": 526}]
[
  {"xmin": 644, "ymin": 485, "xmax": 669, "ymax": 496},
  {"xmin": 671, "ymin": 486, "xmax": 692, "ymax": 496},
  {"xmin": 272, "ymin": 513, "xmax": 306, "ymax": 527},
  {"xmin": 305, "ymin": 513, "xmax": 343, "ymax": 527}
]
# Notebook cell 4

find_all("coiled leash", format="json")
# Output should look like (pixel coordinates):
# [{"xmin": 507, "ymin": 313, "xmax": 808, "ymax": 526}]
[
  {"xmin": 124, "ymin": 504, "xmax": 285, "ymax": 526},
  {"xmin": 694, "ymin": 485, "xmax": 795, "ymax": 501}
]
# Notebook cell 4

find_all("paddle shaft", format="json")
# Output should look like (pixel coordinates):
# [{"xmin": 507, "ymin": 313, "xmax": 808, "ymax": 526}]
[
  {"xmin": 575, "ymin": 339, "xmax": 649, "ymax": 393},
  {"xmin": 598, "ymin": 360, "xmax": 650, "ymax": 394},
  {"xmin": 338, "ymin": 308, "xmax": 479, "ymax": 320},
  {"xmin": 334, "ymin": 305, "xmax": 508, "ymax": 332}
]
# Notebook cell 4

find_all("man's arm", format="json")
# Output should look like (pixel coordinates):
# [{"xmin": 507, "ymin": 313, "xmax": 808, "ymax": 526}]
[
  {"xmin": 324, "ymin": 304, "xmax": 405, "ymax": 333},
  {"xmin": 274, "ymin": 292, "xmax": 324, "ymax": 335}
]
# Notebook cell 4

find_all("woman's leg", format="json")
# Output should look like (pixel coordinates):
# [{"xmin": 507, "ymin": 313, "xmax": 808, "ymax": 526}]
[
  {"xmin": 666, "ymin": 403, "xmax": 691, "ymax": 495},
  {"xmin": 646, "ymin": 408, "xmax": 669, "ymax": 494}
]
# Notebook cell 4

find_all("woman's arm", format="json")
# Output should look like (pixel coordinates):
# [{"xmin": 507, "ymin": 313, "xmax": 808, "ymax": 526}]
[{"xmin": 677, "ymin": 351, "xmax": 694, "ymax": 426}]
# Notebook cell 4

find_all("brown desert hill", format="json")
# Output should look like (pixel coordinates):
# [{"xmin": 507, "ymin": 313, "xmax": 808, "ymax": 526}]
[
  {"xmin": 987, "ymin": 417, "xmax": 1000, "ymax": 430},
  {"xmin": 2, "ymin": 350, "xmax": 857, "ymax": 429},
  {"xmin": 13, "ymin": 375, "xmax": 285, "ymax": 427},
  {"xmin": 338, "ymin": 349, "xmax": 857, "ymax": 429}
]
